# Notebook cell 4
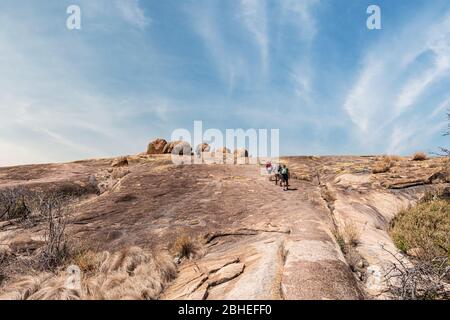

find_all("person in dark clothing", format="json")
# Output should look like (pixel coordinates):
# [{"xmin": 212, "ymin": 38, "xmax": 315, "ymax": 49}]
[
  {"xmin": 274, "ymin": 163, "xmax": 282, "ymax": 186},
  {"xmin": 280, "ymin": 165, "xmax": 290, "ymax": 191}
]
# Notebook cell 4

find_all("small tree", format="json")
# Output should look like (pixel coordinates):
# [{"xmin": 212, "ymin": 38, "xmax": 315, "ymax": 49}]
[{"xmin": 36, "ymin": 192, "xmax": 70, "ymax": 270}]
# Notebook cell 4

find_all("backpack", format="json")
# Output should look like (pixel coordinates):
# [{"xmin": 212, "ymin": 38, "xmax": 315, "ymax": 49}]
[{"xmin": 281, "ymin": 167, "xmax": 288, "ymax": 175}]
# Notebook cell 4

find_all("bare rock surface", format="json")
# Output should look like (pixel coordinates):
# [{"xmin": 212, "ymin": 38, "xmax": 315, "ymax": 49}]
[{"xmin": 0, "ymin": 155, "xmax": 447, "ymax": 299}]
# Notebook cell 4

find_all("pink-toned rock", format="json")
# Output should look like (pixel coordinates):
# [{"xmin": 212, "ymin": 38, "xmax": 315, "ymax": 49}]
[
  {"xmin": 234, "ymin": 149, "xmax": 249, "ymax": 158},
  {"xmin": 208, "ymin": 263, "xmax": 245, "ymax": 286},
  {"xmin": 195, "ymin": 143, "xmax": 211, "ymax": 157},
  {"xmin": 216, "ymin": 147, "xmax": 231, "ymax": 154},
  {"xmin": 163, "ymin": 141, "xmax": 192, "ymax": 155}
]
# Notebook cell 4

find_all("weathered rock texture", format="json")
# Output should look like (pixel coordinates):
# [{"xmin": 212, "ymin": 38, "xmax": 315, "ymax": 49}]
[
  {"xmin": 163, "ymin": 141, "xmax": 192, "ymax": 155},
  {"xmin": 0, "ymin": 155, "xmax": 447, "ymax": 300}
]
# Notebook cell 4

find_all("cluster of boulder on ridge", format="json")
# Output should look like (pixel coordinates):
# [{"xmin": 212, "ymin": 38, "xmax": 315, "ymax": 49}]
[{"xmin": 146, "ymin": 138, "xmax": 248, "ymax": 157}]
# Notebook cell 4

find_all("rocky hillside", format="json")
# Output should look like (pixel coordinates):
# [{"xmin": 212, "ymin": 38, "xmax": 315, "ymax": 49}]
[{"xmin": 0, "ymin": 153, "xmax": 448, "ymax": 300}]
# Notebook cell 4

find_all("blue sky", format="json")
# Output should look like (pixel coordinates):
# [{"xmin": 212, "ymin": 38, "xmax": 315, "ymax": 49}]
[{"xmin": 0, "ymin": 0, "xmax": 449, "ymax": 165}]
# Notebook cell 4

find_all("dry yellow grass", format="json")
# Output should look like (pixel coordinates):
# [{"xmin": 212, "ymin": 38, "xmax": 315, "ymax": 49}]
[
  {"xmin": 71, "ymin": 250, "xmax": 102, "ymax": 274},
  {"xmin": 382, "ymin": 155, "xmax": 402, "ymax": 162},
  {"xmin": 0, "ymin": 246, "xmax": 177, "ymax": 300},
  {"xmin": 343, "ymin": 222, "xmax": 361, "ymax": 247},
  {"xmin": 371, "ymin": 155, "xmax": 396, "ymax": 174},
  {"xmin": 372, "ymin": 162, "xmax": 391, "ymax": 174}
]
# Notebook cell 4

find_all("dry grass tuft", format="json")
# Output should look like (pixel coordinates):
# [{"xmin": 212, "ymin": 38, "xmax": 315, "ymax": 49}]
[
  {"xmin": 343, "ymin": 222, "xmax": 361, "ymax": 247},
  {"xmin": 0, "ymin": 246, "xmax": 177, "ymax": 300},
  {"xmin": 333, "ymin": 222, "xmax": 361, "ymax": 252},
  {"xmin": 71, "ymin": 249, "xmax": 102, "ymax": 274},
  {"xmin": 384, "ymin": 155, "xmax": 402, "ymax": 162},
  {"xmin": 170, "ymin": 234, "xmax": 199, "ymax": 260},
  {"xmin": 332, "ymin": 228, "xmax": 346, "ymax": 253},
  {"xmin": 0, "ymin": 274, "xmax": 53, "ymax": 300},
  {"xmin": 85, "ymin": 247, "xmax": 177, "ymax": 300},
  {"xmin": 412, "ymin": 152, "xmax": 428, "ymax": 161},
  {"xmin": 372, "ymin": 163, "xmax": 391, "ymax": 174},
  {"xmin": 372, "ymin": 157, "xmax": 393, "ymax": 174}
]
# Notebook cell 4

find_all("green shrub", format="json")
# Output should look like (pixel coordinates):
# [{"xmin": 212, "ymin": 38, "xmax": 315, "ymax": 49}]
[{"xmin": 390, "ymin": 199, "xmax": 449, "ymax": 261}]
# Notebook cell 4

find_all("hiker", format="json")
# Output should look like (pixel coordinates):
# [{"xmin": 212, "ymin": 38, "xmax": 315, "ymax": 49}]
[
  {"xmin": 274, "ymin": 163, "xmax": 282, "ymax": 186},
  {"xmin": 265, "ymin": 161, "xmax": 273, "ymax": 175},
  {"xmin": 280, "ymin": 164, "xmax": 290, "ymax": 191}
]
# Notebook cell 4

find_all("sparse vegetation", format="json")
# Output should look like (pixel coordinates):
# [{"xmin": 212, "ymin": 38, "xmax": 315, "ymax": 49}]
[
  {"xmin": 382, "ymin": 245, "xmax": 449, "ymax": 300},
  {"xmin": 0, "ymin": 187, "xmax": 31, "ymax": 222},
  {"xmin": 171, "ymin": 234, "xmax": 198, "ymax": 260},
  {"xmin": 0, "ymin": 245, "xmax": 12, "ymax": 285},
  {"xmin": 372, "ymin": 156, "xmax": 394, "ymax": 174},
  {"xmin": 71, "ymin": 249, "xmax": 102, "ymax": 274},
  {"xmin": 383, "ymin": 155, "xmax": 402, "ymax": 162},
  {"xmin": 53, "ymin": 181, "xmax": 99, "ymax": 198},
  {"xmin": 36, "ymin": 193, "xmax": 71, "ymax": 271},
  {"xmin": 333, "ymin": 221, "xmax": 361, "ymax": 253},
  {"xmin": 390, "ymin": 199, "xmax": 449, "ymax": 261},
  {"xmin": 412, "ymin": 152, "xmax": 428, "ymax": 161},
  {"xmin": 0, "ymin": 183, "xmax": 97, "ymax": 226},
  {"xmin": 0, "ymin": 246, "xmax": 177, "ymax": 300},
  {"xmin": 333, "ymin": 224, "xmax": 366, "ymax": 281},
  {"xmin": 332, "ymin": 228, "xmax": 346, "ymax": 253},
  {"xmin": 343, "ymin": 222, "xmax": 361, "ymax": 247}
]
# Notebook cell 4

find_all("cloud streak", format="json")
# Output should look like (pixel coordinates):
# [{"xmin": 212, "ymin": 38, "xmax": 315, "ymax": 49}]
[
  {"xmin": 0, "ymin": 1, "xmax": 449, "ymax": 165},
  {"xmin": 343, "ymin": 11, "xmax": 450, "ymax": 153},
  {"xmin": 113, "ymin": 0, "xmax": 150, "ymax": 29},
  {"xmin": 240, "ymin": 0, "xmax": 269, "ymax": 75}
]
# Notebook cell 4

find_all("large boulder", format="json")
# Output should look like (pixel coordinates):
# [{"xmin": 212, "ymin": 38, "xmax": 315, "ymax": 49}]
[
  {"xmin": 216, "ymin": 147, "xmax": 231, "ymax": 154},
  {"xmin": 163, "ymin": 141, "xmax": 180, "ymax": 154},
  {"xmin": 234, "ymin": 148, "xmax": 249, "ymax": 158},
  {"xmin": 164, "ymin": 141, "xmax": 192, "ymax": 155},
  {"xmin": 147, "ymin": 138, "xmax": 168, "ymax": 155},
  {"xmin": 195, "ymin": 143, "xmax": 210, "ymax": 156}
]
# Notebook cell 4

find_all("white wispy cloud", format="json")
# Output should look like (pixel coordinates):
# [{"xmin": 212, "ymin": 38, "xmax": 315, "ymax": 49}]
[
  {"xmin": 395, "ymin": 17, "xmax": 450, "ymax": 112},
  {"xmin": 239, "ymin": 0, "xmax": 269, "ymax": 74},
  {"xmin": 281, "ymin": 0, "xmax": 320, "ymax": 105},
  {"xmin": 0, "ymin": 3, "xmax": 166, "ymax": 166},
  {"xmin": 113, "ymin": 0, "xmax": 150, "ymax": 29},
  {"xmin": 186, "ymin": 2, "xmax": 249, "ymax": 94},
  {"xmin": 280, "ymin": 0, "xmax": 319, "ymax": 41},
  {"xmin": 343, "ymin": 12, "xmax": 450, "ymax": 153}
]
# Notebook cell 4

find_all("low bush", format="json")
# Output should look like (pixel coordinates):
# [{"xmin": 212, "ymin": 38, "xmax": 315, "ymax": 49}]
[
  {"xmin": 412, "ymin": 152, "xmax": 428, "ymax": 161},
  {"xmin": 390, "ymin": 199, "xmax": 449, "ymax": 262}
]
